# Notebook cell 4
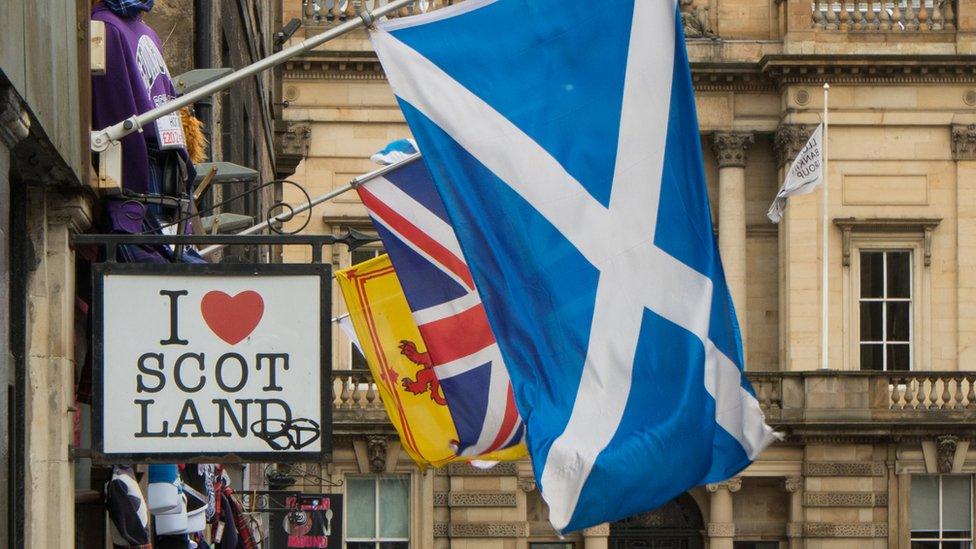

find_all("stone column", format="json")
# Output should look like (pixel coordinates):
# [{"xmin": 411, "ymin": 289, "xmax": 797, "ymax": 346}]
[
  {"xmin": 711, "ymin": 133, "xmax": 754, "ymax": 354},
  {"xmin": 23, "ymin": 189, "xmax": 92, "ymax": 549},
  {"xmin": 785, "ymin": 476, "xmax": 804, "ymax": 549},
  {"xmin": 706, "ymin": 477, "xmax": 741, "ymax": 549},
  {"xmin": 583, "ymin": 522, "xmax": 610, "ymax": 549}
]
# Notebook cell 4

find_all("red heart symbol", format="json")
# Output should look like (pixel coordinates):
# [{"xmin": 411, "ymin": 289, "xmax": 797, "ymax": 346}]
[{"xmin": 200, "ymin": 290, "xmax": 265, "ymax": 345}]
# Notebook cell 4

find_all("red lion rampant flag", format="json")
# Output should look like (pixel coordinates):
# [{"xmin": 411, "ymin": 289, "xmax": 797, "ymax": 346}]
[{"xmin": 358, "ymin": 145, "xmax": 526, "ymax": 459}]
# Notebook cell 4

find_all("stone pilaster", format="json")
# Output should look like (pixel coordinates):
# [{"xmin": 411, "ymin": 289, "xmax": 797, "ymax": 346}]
[
  {"xmin": 706, "ymin": 477, "xmax": 741, "ymax": 549},
  {"xmin": 712, "ymin": 132, "xmax": 754, "ymax": 355},
  {"xmin": 785, "ymin": 476, "xmax": 804, "ymax": 549},
  {"xmin": 24, "ymin": 189, "xmax": 92, "ymax": 549},
  {"xmin": 955, "ymin": 124, "xmax": 976, "ymax": 367},
  {"xmin": 775, "ymin": 124, "xmax": 821, "ymax": 370}
]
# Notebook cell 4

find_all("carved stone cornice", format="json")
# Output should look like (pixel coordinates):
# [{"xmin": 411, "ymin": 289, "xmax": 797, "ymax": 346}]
[
  {"xmin": 833, "ymin": 217, "xmax": 941, "ymax": 267},
  {"xmin": 785, "ymin": 476, "xmax": 802, "ymax": 493},
  {"xmin": 761, "ymin": 55, "xmax": 976, "ymax": 86},
  {"xmin": 952, "ymin": 124, "xmax": 976, "ymax": 161},
  {"xmin": 274, "ymin": 121, "xmax": 311, "ymax": 179},
  {"xmin": 711, "ymin": 132, "xmax": 755, "ymax": 168},
  {"xmin": 774, "ymin": 124, "xmax": 816, "ymax": 168},
  {"xmin": 0, "ymin": 84, "xmax": 30, "ymax": 148}
]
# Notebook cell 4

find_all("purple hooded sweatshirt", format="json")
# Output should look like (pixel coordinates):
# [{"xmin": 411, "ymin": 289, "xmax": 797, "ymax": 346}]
[{"xmin": 91, "ymin": 4, "xmax": 193, "ymax": 233}]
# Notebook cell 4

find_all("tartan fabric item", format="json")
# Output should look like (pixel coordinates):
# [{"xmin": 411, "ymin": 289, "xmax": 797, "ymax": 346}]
[{"xmin": 101, "ymin": 0, "xmax": 155, "ymax": 18}]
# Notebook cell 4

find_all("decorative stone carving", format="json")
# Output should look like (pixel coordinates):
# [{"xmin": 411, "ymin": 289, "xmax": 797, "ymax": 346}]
[
  {"xmin": 517, "ymin": 476, "xmax": 536, "ymax": 492},
  {"xmin": 833, "ymin": 218, "xmax": 941, "ymax": 267},
  {"xmin": 583, "ymin": 523, "xmax": 611, "ymax": 537},
  {"xmin": 774, "ymin": 124, "xmax": 816, "ymax": 168},
  {"xmin": 0, "ymin": 84, "xmax": 30, "ymax": 148},
  {"xmin": 803, "ymin": 522, "xmax": 887, "ymax": 538},
  {"xmin": 937, "ymin": 435, "xmax": 959, "ymax": 474},
  {"xmin": 442, "ymin": 462, "xmax": 519, "ymax": 476},
  {"xmin": 274, "ymin": 121, "xmax": 311, "ymax": 179},
  {"xmin": 804, "ymin": 491, "xmax": 888, "ymax": 507},
  {"xmin": 707, "ymin": 522, "xmax": 736, "ymax": 537},
  {"xmin": 447, "ymin": 491, "xmax": 518, "ymax": 508},
  {"xmin": 952, "ymin": 124, "xmax": 976, "ymax": 161},
  {"xmin": 711, "ymin": 132, "xmax": 755, "ymax": 168},
  {"xmin": 432, "ymin": 491, "xmax": 448, "ymax": 507},
  {"xmin": 803, "ymin": 461, "xmax": 887, "ymax": 477},
  {"xmin": 448, "ymin": 521, "xmax": 529, "ymax": 538},
  {"xmin": 707, "ymin": 476, "xmax": 742, "ymax": 493},
  {"xmin": 433, "ymin": 522, "xmax": 449, "ymax": 537},
  {"xmin": 680, "ymin": 0, "xmax": 718, "ymax": 39},
  {"xmin": 366, "ymin": 435, "xmax": 387, "ymax": 473},
  {"xmin": 785, "ymin": 476, "xmax": 802, "ymax": 493}
]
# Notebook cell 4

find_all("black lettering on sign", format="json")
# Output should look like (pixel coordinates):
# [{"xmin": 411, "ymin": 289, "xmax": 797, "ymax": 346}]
[
  {"xmin": 136, "ymin": 353, "xmax": 165, "ymax": 393},
  {"xmin": 159, "ymin": 290, "xmax": 189, "ymax": 345},
  {"xmin": 134, "ymin": 399, "xmax": 169, "ymax": 437},
  {"xmin": 255, "ymin": 353, "xmax": 290, "ymax": 391},
  {"xmin": 174, "ymin": 352, "xmax": 206, "ymax": 393},
  {"xmin": 215, "ymin": 353, "xmax": 248, "ymax": 392},
  {"xmin": 212, "ymin": 398, "xmax": 253, "ymax": 437},
  {"xmin": 171, "ymin": 399, "xmax": 211, "ymax": 438}
]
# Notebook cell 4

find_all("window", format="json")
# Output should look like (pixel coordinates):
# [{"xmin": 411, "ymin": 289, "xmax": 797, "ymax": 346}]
[
  {"xmin": 911, "ymin": 475, "xmax": 973, "ymax": 548},
  {"xmin": 859, "ymin": 250, "xmax": 912, "ymax": 371},
  {"xmin": 346, "ymin": 476, "xmax": 409, "ymax": 549},
  {"xmin": 348, "ymin": 246, "xmax": 384, "ymax": 370}
]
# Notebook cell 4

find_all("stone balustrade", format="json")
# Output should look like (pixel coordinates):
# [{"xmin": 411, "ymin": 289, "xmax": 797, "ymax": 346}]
[
  {"xmin": 304, "ymin": 0, "xmax": 455, "ymax": 26},
  {"xmin": 335, "ymin": 370, "xmax": 976, "ymax": 436},
  {"xmin": 810, "ymin": 0, "xmax": 957, "ymax": 31}
]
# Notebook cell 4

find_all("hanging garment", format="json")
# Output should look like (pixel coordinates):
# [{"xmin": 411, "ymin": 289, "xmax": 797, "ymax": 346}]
[{"xmin": 105, "ymin": 466, "xmax": 151, "ymax": 549}]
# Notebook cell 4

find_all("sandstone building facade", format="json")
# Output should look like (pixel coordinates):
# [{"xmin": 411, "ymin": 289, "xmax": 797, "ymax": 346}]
[{"xmin": 277, "ymin": 0, "xmax": 976, "ymax": 547}]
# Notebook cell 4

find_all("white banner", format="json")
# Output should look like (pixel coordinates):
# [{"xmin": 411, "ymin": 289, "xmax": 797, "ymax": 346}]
[{"xmin": 96, "ymin": 265, "xmax": 328, "ymax": 459}]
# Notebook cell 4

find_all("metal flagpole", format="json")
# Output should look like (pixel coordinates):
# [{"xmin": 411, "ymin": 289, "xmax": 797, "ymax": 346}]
[
  {"xmin": 198, "ymin": 153, "xmax": 421, "ymax": 257},
  {"xmin": 89, "ymin": 0, "xmax": 416, "ymax": 152},
  {"xmin": 821, "ymin": 82, "xmax": 830, "ymax": 370}
]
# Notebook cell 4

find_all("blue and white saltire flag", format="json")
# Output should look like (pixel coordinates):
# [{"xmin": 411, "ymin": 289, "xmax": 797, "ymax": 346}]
[{"xmin": 371, "ymin": 0, "xmax": 777, "ymax": 532}]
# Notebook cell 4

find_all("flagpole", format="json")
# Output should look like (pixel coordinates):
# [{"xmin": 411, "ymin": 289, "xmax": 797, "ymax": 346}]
[
  {"xmin": 198, "ymin": 153, "xmax": 421, "ymax": 257},
  {"xmin": 821, "ymin": 82, "xmax": 830, "ymax": 370}
]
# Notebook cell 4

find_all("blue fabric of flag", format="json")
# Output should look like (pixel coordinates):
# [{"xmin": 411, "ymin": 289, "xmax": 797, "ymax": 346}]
[{"xmin": 371, "ymin": 0, "xmax": 776, "ymax": 533}]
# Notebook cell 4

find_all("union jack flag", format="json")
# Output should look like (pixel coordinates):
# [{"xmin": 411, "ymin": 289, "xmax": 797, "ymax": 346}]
[{"xmin": 357, "ymin": 153, "xmax": 525, "ymax": 457}]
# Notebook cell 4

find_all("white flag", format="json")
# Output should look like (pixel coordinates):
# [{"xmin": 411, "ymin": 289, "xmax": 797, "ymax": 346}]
[
  {"xmin": 334, "ymin": 314, "xmax": 362, "ymax": 354},
  {"xmin": 768, "ymin": 123, "xmax": 824, "ymax": 223}
]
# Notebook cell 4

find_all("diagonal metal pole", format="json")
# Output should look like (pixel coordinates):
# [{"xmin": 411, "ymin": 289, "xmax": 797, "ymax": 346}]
[
  {"xmin": 90, "ymin": 0, "xmax": 416, "ymax": 152},
  {"xmin": 197, "ymin": 153, "xmax": 421, "ymax": 257}
]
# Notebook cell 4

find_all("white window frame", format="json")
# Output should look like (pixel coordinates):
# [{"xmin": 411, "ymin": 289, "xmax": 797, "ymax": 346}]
[
  {"xmin": 345, "ymin": 475, "xmax": 410, "ymax": 549},
  {"xmin": 840, "ymin": 228, "xmax": 931, "ymax": 371},
  {"xmin": 857, "ymin": 249, "xmax": 913, "ymax": 371},
  {"xmin": 910, "ymin": 474, "xmax": 974, "ymax": 548}
]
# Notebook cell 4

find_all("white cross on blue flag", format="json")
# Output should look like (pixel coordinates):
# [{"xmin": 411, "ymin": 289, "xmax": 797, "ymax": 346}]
[{"xmin": 371, "ymin": 0, "xmax": 777, "ymax": 532}]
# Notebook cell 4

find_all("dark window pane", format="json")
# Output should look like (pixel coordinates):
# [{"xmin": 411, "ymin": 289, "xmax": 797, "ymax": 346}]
[
  {"xmin": 887, "ymin": 345, "xmax": 911, "ymax": 372},
  {"xmin": 379, "ymin": 543, "xmax": 408, "ymax": 549},
  {"xmin": 909, "ymin": 542, "xmax": 940, "ymax": 549},
  {"xmin": 347, "ymin": 543, "xmax": 376, "ymax": 549},
  {"xmin": 352, "ymin": 345, "xmax": 369, "ymax": 370},
  {"xmin": 887, "ymin": 251, "xmax": 911, "ymax": 298},
  {"xmin": 940, "ymin": 541, "xmax": 973, "ymax": 548},
  {"xmin": 352, "ymin": 248, "xmax": 382, "ymax": 266},
  {"xmin": 861, "ymin": 302, "xmax": 884, "ymax": 341},
  {"xmin": 861, "ymin": 344, "xmax": 884, "ymax": 371},
  {"xmin": 887, "ymin": 302, "xmax": 911, "ymax": 342},
  {"xmin": 860, "ymin": 252, "xmax": 884, "ymax": 298}
]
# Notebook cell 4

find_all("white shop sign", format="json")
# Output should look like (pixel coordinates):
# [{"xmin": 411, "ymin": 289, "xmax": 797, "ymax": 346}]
[{"xmin": 93, "ymin": 263, "xmax": 330, "ymax": 461}]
